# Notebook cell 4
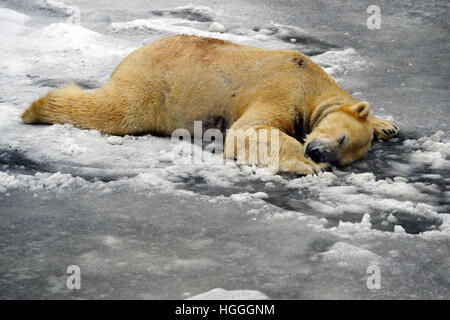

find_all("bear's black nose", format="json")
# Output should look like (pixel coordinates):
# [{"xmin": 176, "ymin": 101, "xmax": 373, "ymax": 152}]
[
  {"xmin": 305, "ymin": 142, "xmax": 322, "ymax": 162},
  {"xmin": 308, "ymin": 148, "xmax": 322, "ymax": 162}
]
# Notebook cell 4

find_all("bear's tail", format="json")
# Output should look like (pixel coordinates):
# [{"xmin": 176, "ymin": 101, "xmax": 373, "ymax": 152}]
[
  {"xmin": 22, "ymin": 84, "xmax": 129, "ymax": 135},
  {"xmin": 22, "ymin": 84, "xmax": 85, "ymax": 125}
]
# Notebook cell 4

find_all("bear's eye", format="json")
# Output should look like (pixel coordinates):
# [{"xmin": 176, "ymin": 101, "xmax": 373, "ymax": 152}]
[{"xmin": 337, "ymin": 135, "xmax": 346, "ymax": 146}]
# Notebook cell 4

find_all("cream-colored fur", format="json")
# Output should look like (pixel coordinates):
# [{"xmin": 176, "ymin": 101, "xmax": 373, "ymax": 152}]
[{"xmin": 22, "ymin": 35, "xmax": 399, "ymax": 175}]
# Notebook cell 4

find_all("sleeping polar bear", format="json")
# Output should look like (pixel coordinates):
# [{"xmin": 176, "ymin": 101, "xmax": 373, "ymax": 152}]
[{"xmin": 22, "ymin": 35, "xmax": 399, "ymax": 175}]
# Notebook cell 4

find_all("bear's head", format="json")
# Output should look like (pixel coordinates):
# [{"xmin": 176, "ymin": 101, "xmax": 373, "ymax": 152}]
[{"xmin": 304, "ymin": 101, "xmax": 373, "ymax": 166}]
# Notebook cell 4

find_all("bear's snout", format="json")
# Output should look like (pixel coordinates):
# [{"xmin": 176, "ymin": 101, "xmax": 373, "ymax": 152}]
[{"xmin": 305, "ymin": 140, "xmax": 337, "ymax": 164}]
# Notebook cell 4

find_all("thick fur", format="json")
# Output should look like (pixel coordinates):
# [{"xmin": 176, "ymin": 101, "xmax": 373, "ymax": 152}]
[{"xmin": 22, "ymin": 35, "xmax": 398, "ymax": 174}]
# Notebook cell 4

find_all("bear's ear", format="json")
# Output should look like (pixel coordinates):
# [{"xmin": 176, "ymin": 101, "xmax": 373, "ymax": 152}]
[{"xmin": 351, "ymin": 102, "xmax": 370, "ymax": 119}]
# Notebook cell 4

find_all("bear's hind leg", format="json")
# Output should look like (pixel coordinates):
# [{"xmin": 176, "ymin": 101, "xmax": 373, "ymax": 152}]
[{"xmin": 22, "ymin": 83, "xmax": 139, "ymax": 136}]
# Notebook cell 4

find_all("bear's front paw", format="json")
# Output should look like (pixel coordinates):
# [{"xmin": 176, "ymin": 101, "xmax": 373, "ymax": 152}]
[
  {"xmin": 278, "ymin": 158, "xmax": 323, "ymax": 176},
  {"xmin": 372, "ymin": 118, "xmax": 399, "ymax": 140}
]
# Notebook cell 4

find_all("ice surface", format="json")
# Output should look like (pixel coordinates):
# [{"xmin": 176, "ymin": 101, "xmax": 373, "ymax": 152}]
[{"xmin": 0, "ymin": 1, "xmax": 448, "ymax": 299}]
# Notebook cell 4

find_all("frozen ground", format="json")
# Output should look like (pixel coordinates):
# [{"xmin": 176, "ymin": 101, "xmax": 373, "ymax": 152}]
[{"xmin": 0, "ymin": 0, "xmax": 448, "ymax": 299}]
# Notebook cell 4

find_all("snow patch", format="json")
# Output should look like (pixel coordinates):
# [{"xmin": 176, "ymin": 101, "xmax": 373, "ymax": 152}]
[
  {"xmin": 230, "ymin": 192, "xmax": 269, "ymax": 202},
  {"xmin": 0, "ymin": 171, "xmax": 92, "ymax": 193},
  {"xmin": 209, "ymin": 22, "xmax": 226, "ymax": 33},
  {"xmin": 394, "ymin": 225, "xmax": 406, "ymax": 233},
  {"xmin": 419, "ymin": 214, "xmax": 450, "ymax": 240},
  {"xmin": 403, "ymin": 131, "xmax": 450, "ymax": 170},
  {"xmin": 312, "ymin": 48, "xmax": 366, "ymax": 79},
  {"xmin": 346, "ymin": 172, "xmax": 423, "ymax": 200},
  {"xmin": 106, "ymin": 136, "xmax": 125, "ymax": 145},
  {"xmin": 36, "ymin": 0, "xmax": 80, "ymax": 24},
  {"xmin": 152, "ymin": 5, "xmax": 215, "ymax": 22},
  {"xmin": 42, "ymin": 23, "xmax": 132, "ymax": 58},
  {"xmin": 0, "ymin": 8, "xmax": 30, "ymax": 25},
  {"xmin": 188, "ymin": 288, "xmax": 269, "ymax": 300},
  {"xmin": 333, "ymin": 213, "xmax": 372, "ymax": 235},
  {"xmin": 320, "ymin": 242, "xmax": 384, "ymax": 268}
]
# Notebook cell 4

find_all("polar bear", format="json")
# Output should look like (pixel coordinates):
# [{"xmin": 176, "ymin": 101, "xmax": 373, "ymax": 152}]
[{"xmin": 22, "ymin": 35, "xmax": 399, "ymax": 175}]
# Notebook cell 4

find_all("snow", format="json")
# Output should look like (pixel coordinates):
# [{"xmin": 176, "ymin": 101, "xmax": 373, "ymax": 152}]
[
  {"xmin": 333, "ymin": 213, "xmax": 373, "ymax": 235},
  {"xmin": 106, "ymin": 136, "xmax": 125, "ymax": 145},
  {"xmin": 0, "ymin": 7, "xmax": 30, "ymax": 24},
  {"xmin": 387, "ymin": 214, "xmax": 397, "ymax": 223},
  {"xmin": 319, "ymin": 242, "xmax": 384, "ymax": 268},
  {"xmin": 394, "ymin": 225, "xmax": 406, "ymax": 233},
  {"xmin": 209, "ymin": 22, "xmax": 226, "ymax": 33},
  {"xmin": 153, "ymin": 4, "xmax": 216, "ymax": 23},
  {"xmin": 187, "ymin": 288, "xmax": 269, "ymax": 300},
  {"xmin": 312, "ymin": 48, "xmax": 366, "ymax": 79},
  {"xmin": 0, "ymin": 1, "xmax": 448, "ymax": 300},
  {"xmin": 40, "ymin": 22, "xmax": 133, "ymax": 58},
  {"xmin": 345, "ymin": 172, "xmax": 423, "ymax": 200},
  {"xmin": 0, "ymin": 171, "xmax": 92, "ymax": 193},
  {"xmin": 36, "ymin": 0, "xmax": 80, "ymax": 23},
  {"xmin": 406, "ymin": 132, "xmax": 450, "ymax": 170},
  {"xmin": 230, "ymin": 192, "xmax": 269, "ymax": 202}
]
